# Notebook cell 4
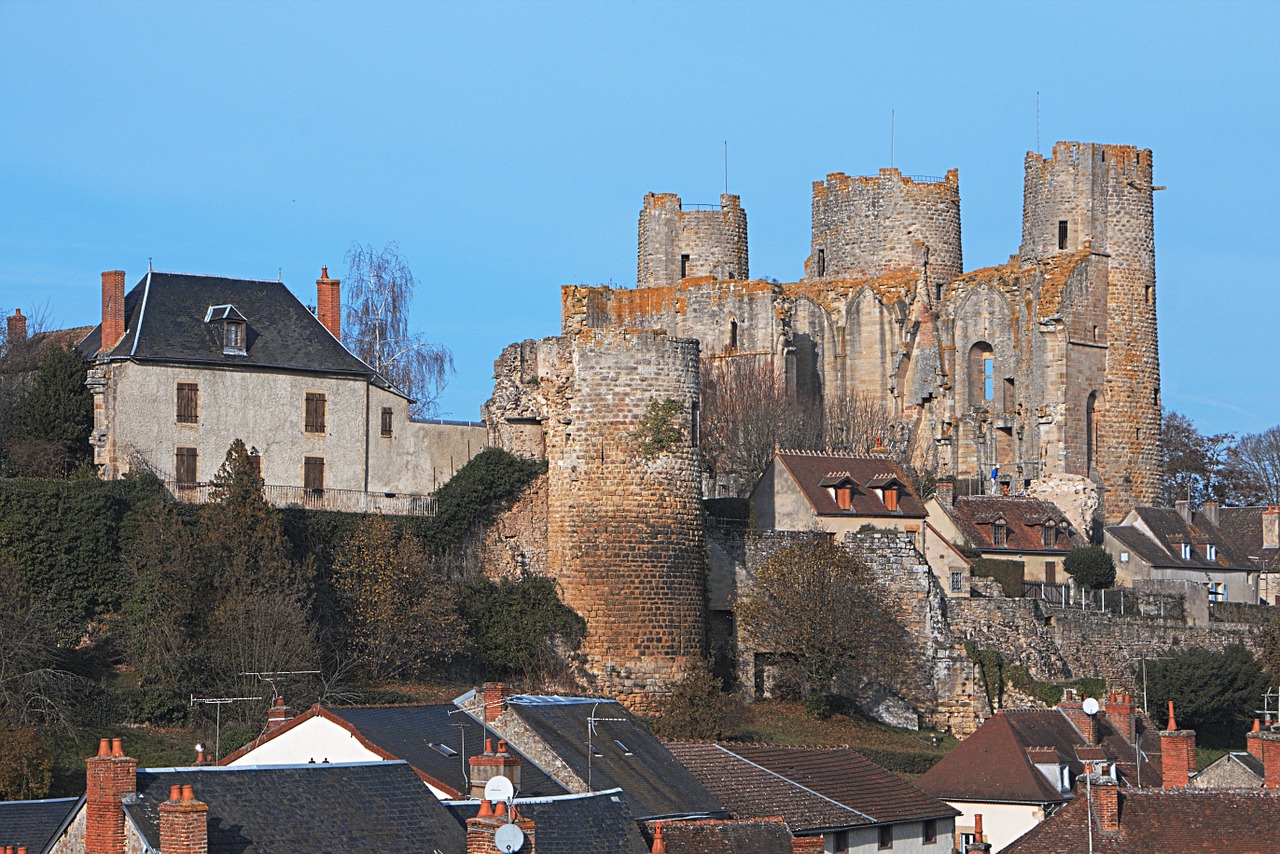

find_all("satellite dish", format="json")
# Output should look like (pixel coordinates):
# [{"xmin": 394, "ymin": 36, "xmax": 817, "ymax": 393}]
[
  {"xmin": 484, "ymin": 774, "xmax": 515, "ymax": 803},
  {"xmin": 1082, "ymin": 697, "xmax": 1100, "ymax": 716},
  {"xmin": 494, "ymin": 822, "xmax": 525, "ymax": 853}
]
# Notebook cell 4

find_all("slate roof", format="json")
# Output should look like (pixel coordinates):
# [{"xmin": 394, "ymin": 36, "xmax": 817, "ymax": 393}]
[
  {"xmin": 1108, "ymin": 507, "xmax": 1255, "ymax": 570},
  {"xmin": 333, "ymin": 704, "xmax": 566, "ymax": 797},
  {"xmin": 771, "ymin": 451, "xmax": 926, "ymax": 518},
  {"xmin": 916, "ymin": 708, "xmax": 1161, "ymax": 805},
  {"xmin": 501, "ymin": 696, "xmax": 724, "ymax": 820},
  {"xmin": 122, "ymin": 762, "xmax": 464, "ymax": 853},
  {"xmin": 644, "ymin": 817, "xmax": 795, "ymax": 854},
  {"xmin": 944, "ymin": 496, "xmax": 1084, "ymax": 554},
  {"xmin": 445, "ymin": 790, "xmax": 650, "ymax": 854},
  {"xmin": 1003, "ymin": 787, "xmax": 1280, "ymax": 853},
  {"xmin": 1218, "ymin": 506, "xmax": 1280, "ymax": 570},
  {"xmin": 728, "ymin": 744, "xmax": 958, "ymax": 825},
  {"xmin": 665, "ymin": 742, "xmax": 873, "ymax": 832},
  {"xmin": 0, "ymin": 796, "xmax": 79, "ymax": 853},
  {"xmin": 78, "ymin": 272, "xmax": 401, "ymax": 394}
]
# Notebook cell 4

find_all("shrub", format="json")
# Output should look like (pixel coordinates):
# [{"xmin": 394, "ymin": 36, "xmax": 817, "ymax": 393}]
[
  {"xmin": 649, "ymin": 663, "xmax": 752, "ymax": 740},
  {"xmin": 632, "ymin": 398, "xmax": 685, "ymax": 458},
  {"xmin": 424, "ymin": 448, "xmax": 546, "ymax": 550},
  {"xmin": 1064, "ymin": 546, "xmax": 1115, "ymax": 590}
]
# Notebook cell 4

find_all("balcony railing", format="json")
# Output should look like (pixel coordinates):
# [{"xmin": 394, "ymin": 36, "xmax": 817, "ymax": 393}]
[{"xmin": 163, "ymin": 481, "xmax": 437, "ymax": 517}]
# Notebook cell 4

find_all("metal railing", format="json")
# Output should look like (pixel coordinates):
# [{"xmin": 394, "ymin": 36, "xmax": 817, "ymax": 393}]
[{"xmin": 164, "ymin": 481, "xmax": 437, "ymax": 517}]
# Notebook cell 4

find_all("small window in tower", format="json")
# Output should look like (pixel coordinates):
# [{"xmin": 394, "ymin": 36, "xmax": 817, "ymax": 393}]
[
  {"xmin": 680, "ymin": 254, "xmax": 690, "ymax": 278},
  {"xmin": 1092, "ymin": 325, "xmax": 1099, "ymax": 342},
  {"xmin": 1004, "ymin": 377, "xmax": 1016, "ymax": 410},
  {"xmin": 817, "ymin": 248, "xmax": 826, "ymax": 277},
  {"xmin": 1058, "ymin": 220, "xmax": 1069, "ymax": 250},
  {"xmin": 729, "ymin": 320, "xmax": 738, "ymax": 351},
  {"xmin": 984, "ymin": 354, "xmax": 994, "ymax": 401},
  {"xmin": 1145, "ymin": 285, "xmax": 1153, "ymax": 304}
]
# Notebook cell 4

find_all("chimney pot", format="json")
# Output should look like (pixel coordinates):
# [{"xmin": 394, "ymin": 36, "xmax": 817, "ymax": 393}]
[
  {"xmin": 1166, "ymin": 700, "xmax": 1177, "ymax": 731},
  {"xmin": 111, "ymin": 737, "xmax": 124, "ymax": 757},
  {"xmin": 477, "ymin": 799, "xmax": 493, "ymax": 818},
  {"xmin": 18, "ymin": 847, "xmax": 28, "ymax": 854},
  {"xmin": 497, "ymin": 739, "xmax": 508, "ymax": 754},
  {"xmin": 169, "ymin": 784, "xmax": 181, "ymax": 801},
  {"xmin": 493, "ymin": 800, "xmax": 507, "ymax": 818},
  {"xmin": 485, "ymin": 738, "xmax": 495, "ymax": 755},
  {"xmin": 182, "ymin": 784, "xmax": 195, "ymax": 802},
  {"xmin": 652, "ymin": 822, "xmax": 667, "ymax": 854},
  {"xmin": 97, "ymin": 737, "xmax": 111, "ymax": 758}
]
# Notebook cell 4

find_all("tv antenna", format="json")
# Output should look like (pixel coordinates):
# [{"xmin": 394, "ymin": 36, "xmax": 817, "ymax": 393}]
[
  {"xmin": 586, "ymin": 702, "xmax": 627, "ymax": 791},
  {"xmin": 451, "ymin": 719, "xmax": 479, "ymax": 790},
  {"xmin": 190, "ymin": 694, "xmax": 262, "ymax": 761},
  {"xmin": 240, "ymin": 670, "xmax": 321, "ymax": 701}
]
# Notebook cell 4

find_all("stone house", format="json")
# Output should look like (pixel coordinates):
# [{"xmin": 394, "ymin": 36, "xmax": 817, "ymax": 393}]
[
  {"xmin": 78, "ymin": 268, "xmax": 485, "ymax": 514},
  {"xmin": 925, "ymin": 494, "xmax": 1086, "ymax": 586},
  {"xmin": 1103, "ymin": 501, "xmax": 1259, "ymax": 604}
]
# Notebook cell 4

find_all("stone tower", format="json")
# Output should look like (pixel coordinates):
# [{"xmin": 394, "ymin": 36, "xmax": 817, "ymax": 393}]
[
  {"xmin": 1020, "ymin": 142, "xmax": 1162, "ymax": 519},
  {"xmin": 637, "ymin": 193, "xmax": 748, "ymax": 288},
  {"xmin": 808, "ymin": 168, "xmax": 961, "ymax": 296},
  {"xmin": 485, "ymin": 329, "xmax": 706, "ymax": 713}
]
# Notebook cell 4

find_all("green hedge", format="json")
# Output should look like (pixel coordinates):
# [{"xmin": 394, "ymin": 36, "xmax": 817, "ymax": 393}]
[{"xmin": 971, "ymin": 558, "xmax": 1025, "ymax": 598}]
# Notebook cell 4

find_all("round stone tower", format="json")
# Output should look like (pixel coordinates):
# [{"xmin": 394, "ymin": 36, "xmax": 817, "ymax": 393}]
[
  {"xmin": 808, "ymin": 168, "xmax": 961, "ymax": 296},
  {"xmin": 637, "ymin": 193, "xmax": 748, "ymax": 288},
  {"xmin": 1021, "ymin": 141, "xmax": 1162, "ymax": 521}
]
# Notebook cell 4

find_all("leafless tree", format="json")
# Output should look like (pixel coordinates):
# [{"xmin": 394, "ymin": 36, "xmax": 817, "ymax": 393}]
[
  {"xmin": 1231, "ymin": 426, "xmax": 1280, "ymax": 505},
  {"xmin": 342, "ymin": 242, "xmax": 454, "ymax": 418}
]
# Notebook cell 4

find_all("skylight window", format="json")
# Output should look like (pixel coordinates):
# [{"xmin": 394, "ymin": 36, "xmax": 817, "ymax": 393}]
[
  {"xmin": 614, "ymin": 740, "xmax": 633, "ymax": 756},
  {"xmin": 584, "ymin": 741, "xmax": 603, "ymax": 757},
  {"xmin": 428, "ymin": 742, "xmax": 458, "ymax": 757}
]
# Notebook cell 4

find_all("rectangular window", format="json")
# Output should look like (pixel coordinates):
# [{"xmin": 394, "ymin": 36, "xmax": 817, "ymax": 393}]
[
  {"xmin": 878, "ymin": 825, "xmax": 893, "ymax": 849},
  {"xmin": 304, "ymin": 456, "xmax": 325, "ymax": 491},
  {"xmin": 993, "ymin": 523, "xmax": 1007, "ymax": 547},
  {"xmin": 923, "ymin": 819, "xmax": 937, "ymax": 844},
  {"xmin": 248, "ymin": 453, "xmax": 262, "ymax": 480},
  {"xmin": 832, "ymin": 831, "xmax": 848, "ymax": 853},
  {"xmin": 950, "ymin": 571, "xmax": 964, "ymax": 593},
  {"xmin": 176, "ymin": 383, "xmax": 199, "ymax": 424},
  {"xmin": 1043, "ymin": 524, "xmax": 1056, "ymax": 549},
  {"xmin": 680, "ymin": 254, "xmax": 690, "ymax": 278},
  {"xmin": 983, "ymin": 354, "xmax": 994, "ymax": 401},
  {"xmin": 381, "ymin": 406, "xmax": 393, "ymax": 437},
  {"xmin": 1045, "ymin": 560, "xmax": 1057, "ymax": 584},
  {"xmin": 175, "ymin": 447, "xmax": 197, "ymax": 485},
  {"xmin": 1058, "ymin": 219, "xmax": 1069, "ymax": 250},
  {"xmin": 817, "ymin": 248, "xmax": 826, "ymax": 277},
  {"xmin": 305, "ymin": 392, "xmax": 327, "ymax": 433}
]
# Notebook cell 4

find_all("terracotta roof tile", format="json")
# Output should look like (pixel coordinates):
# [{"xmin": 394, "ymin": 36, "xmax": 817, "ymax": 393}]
[
  {"xmin": 945, "ymin": 497, "xmax": 1084, "ymax": 554},
  {"xmin": 773, "ymin": 452, "xmax": 925, "ymax": 519}
]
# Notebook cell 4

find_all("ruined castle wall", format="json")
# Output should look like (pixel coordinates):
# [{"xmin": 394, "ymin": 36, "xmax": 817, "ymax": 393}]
[
  {"xmin": 809, "ymin": 169, "xmax": 961, "ymax": 295},
  {"xmin": 638, "ymin": 193, "xmax": 748, "ymax": 288},
  {"xmin": 480, "ymin": 473, "xmax": 549, "ymax": 580},
  {"xmin": 843, "ymin": 287, "xmax": 900, "ymax": 409}
]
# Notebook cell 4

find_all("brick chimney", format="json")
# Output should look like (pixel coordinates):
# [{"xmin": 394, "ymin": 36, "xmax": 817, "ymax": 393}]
[
  {"xmin": 791, "ymin": 837, "xmax": 825, "ymax": 854},
  {"xmin": 1160, "ymin": 701, "xmax": 1196, "ymax": 788},
  {"xmin": 465, "ymin": 799, "xmax": 535, "ymax": 854},
  {"xmin": 1090, "ymin": 776, "xmax": 1120, "ymax": 832},
  {"xmin": 316, "ymin": 267, "xmax": 341, "ymax": 340},
  {"xmin": 1259, "ymin": 731, "xmax": 1280, "ymax": 789},
  {"xmin": 482, "ymin": 682, "xmax": 507, "ymax": 725},
  {"xmin": 935, "ymin": 477, "xmax": 954, "ymax": 507},
  {"xmin": 1174, "ymin": 500, "xmax": 1191, "ymax": 523},
  {"xmin": 1263, "ymin": 506, "xmax": 1280, "ymax": 551},
  {"xmin": 100, "ymin": 271, "xmax": 126, "ymax": 354},
  {"xmin": 1247, "ymin": 718, "xmax": 1263, "ymax": 760},
  {"xmin": 964, "ymin": 814, "xmax": 992, "ymax": 853},
  {"xmin": 6, "ymin": 308, "xmax": 26, "ymax": 342},
  {"xmin": 159, "ymin": 783, "xmax": 208, "ymax": 854},
  {"xmin": 469, "ymin": 738, "xmax": 523, "ymax": 798},
  {"xmin": 1201, "ymin": 500, "xmax": 1220, "ymax": 528},
  {"xmin": 651, "ymin": 822, "xmax": 666, "ymax": 854},
  {"xmin": 266, "ymin": 696, "xmax": 291, "ymax": 731},
  {"xmin": 1105, "ymin": 692, "xmax": 1135, "ymax": 743},
  {"xmin": 86, "ymin": 737, "xmax": 137, "ymax": 854},
  {"xmin": 1057, "ymin": 691, "xmax": 1097, "ymax": 745}
]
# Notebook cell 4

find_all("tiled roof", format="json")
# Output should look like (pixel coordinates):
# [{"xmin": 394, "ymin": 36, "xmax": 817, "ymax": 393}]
[
  {"xmin": 0, "ymin": 796, "xmax": 79, "ymax": 853},
  {"xmin": 944, "ymin": 496, "xmax": 1084, "ymax": 554},
  {"xmin": 502, "ymin": 696, "xmax": 724, "ymax": 820},
  {"xmin": 1003, "ymin": 787, "xmax": 1280, "ymax": 853},
  {"xmin": 644, "ymin": 816, "xmax": 795, "ymax": 854},
  {"xmin": 445, "ymin": 790, "xmax": 650, "ymax": 854},
  {"xmin": 1218, "ymin": 506, "xmax": 1280, "ymax": 570},
  {"xmin": 916, "ymin": 708, "xmax": 1161, "ymax": 805},
  {"xmin": 665, "ymin": 742, "xmax": 872, "ymax": 832},
  {"xmin": 772, "ymin": 452, "xmax": 926, "ymax": 518},
  {"xmin": 122, "ymin": 762, "xmax": 464, "ymax": 853},
  {"xmin": 78, "ymin": 272, "xmax": 400, "ymax": 393},
  {"xmin": 1126, "ymin": 507, "xmax": 1255, "ymax": 570}
]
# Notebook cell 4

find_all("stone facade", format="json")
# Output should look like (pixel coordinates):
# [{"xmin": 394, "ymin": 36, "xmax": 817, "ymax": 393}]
[
  {"xmin": 565, "ymin": 142, "xmax": 1163, "ymax": 524},
  {"xmin": 483, "ymin": 330, "xmax": 705, "ymax": 712}
]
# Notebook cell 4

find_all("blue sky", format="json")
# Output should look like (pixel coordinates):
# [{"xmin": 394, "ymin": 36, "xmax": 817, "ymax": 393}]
[{"xmin": 1, "ymin": 0, "xmax": 1275, "ymax": 435}]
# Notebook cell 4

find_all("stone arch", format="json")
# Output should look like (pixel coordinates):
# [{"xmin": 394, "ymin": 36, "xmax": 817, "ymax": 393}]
[
  {"xmin": 789, "ymin": 296, "xmax": 830, "ymax": 402},
  {"xmin": 843, "ymin": 287, "xmax": 898, "ymax": 408},
  {"xmin": 969, "ymin": 341, "xmax": 994, "ymax": 407}
]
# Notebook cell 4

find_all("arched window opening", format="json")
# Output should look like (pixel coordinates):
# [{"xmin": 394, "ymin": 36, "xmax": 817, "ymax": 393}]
[
  {"xmin": 729, "ymin": 319, "xmax": 738, "ymax": 352},
  {"xmin": 969, "ymin": 342, "xmax": 995, "ymax": 407},
  {"xmin": 1085, "ymin": 391, "xmax": 1098, "ymax": 476}
]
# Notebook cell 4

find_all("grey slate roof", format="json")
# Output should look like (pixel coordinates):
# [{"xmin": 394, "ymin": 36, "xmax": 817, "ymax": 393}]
[
  {"xmin": 122, "ymin": 762, "xmax": 464, "ymax": 853},
  {"xmin": 1218, "ymin": 506, "xmax": 1280, "ymax": 570},
  {"xmin": 333, "ymin": 704, "xmax": 566, "ymax": 797},
  {"xmin": 502, "ymin": 696, "xmax": 725, "ymax": 820},
  {"xmin": 78, "ymin": 272, "xmax": 401, "ymax": 394},
  {"xmin": 1108, "ymin": 506, "xmax": 1255, "ymax": 570},
  {"xmin": 445, "ymin": 790, "xmax": 650, "ymax": 854},
  {"xmin": 0, "ymin": 796, "xmax": 79, "ymax": 853}
]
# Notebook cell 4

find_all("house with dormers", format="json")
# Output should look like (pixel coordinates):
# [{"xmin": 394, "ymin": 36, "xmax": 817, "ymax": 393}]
[
  {"xmin": 925, "ymin": 494, "xmax": 1086, "ymax": 586},
  {"xmin": 78, "ymin": 268, "xmax": 486, "ymax": 514},
  {"xmin": 1103, "ymin": 501, "xmax": 1259, "ymax": 603}
]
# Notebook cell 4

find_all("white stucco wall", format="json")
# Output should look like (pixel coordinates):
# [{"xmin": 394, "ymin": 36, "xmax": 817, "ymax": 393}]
[
  {"xmin": 225, "ymin": 716, "xmax": 381, "ymax": 766},
  {"xmin": 832, "ymin": 818, "xmax": 956, "ymax": 853},
  {"xmin": 949, "ymin": 801, "xmax": 1047, "ymax": 853}
]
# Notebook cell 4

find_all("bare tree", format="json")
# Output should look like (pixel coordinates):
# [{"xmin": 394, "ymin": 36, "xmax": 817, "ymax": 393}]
[
  {"xmin": 1231, "ymin": 426, "xmax": 1280, "ymax": 505},
  {"xmin": 342, "ymin": 242, "xmax": 454, "ymax": 418},
  {"xmin": 823, "ymin": 391, "xmax": 901, "ymax": 457}
]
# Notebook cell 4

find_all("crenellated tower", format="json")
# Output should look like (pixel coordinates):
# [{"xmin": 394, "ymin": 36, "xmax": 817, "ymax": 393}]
[{"xmin": 638, "ymin": 193, "xmax": 748, "ymax": 288}]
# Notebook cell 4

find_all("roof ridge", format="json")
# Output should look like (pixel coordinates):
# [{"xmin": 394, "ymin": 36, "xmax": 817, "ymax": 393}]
[{"xmin": 150, "ymin": 269, "xmax": 285, "ymax": 284}]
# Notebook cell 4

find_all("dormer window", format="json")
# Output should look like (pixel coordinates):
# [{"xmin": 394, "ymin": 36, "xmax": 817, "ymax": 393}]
[
  {"xmin": 835, "ymin": 484, "xmax": 853, "ymax": 511},
  {"xmin": 883, "ymin": 486, "xmax": 899, "ymax": 512},
  {"xmin": 205, "ymin": 305, "xmax": 248, "ymax": 356},
  {"xmin": 1043, "ymin": 521, "xmax": 1057, "ymax": 549},
  {"xmin": 1180, "ymin": 542, "xmax": 1193, "ymax": 560},
  {"xmin": 1205, "ymin": 543, "xmax": 1217, "ymax": 561},
  {"xmin": 993, "ymin": 520, "xmax": 1008, "ymax": 547}
]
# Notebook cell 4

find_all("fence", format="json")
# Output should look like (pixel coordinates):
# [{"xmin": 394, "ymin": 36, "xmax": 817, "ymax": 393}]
[
  {"xmin": 1022, "ymin": 580, "xmax": 1184, "ymax": 620},
  {"xmin": 164, "ymin": 481, "xmax": 437, "ymax": 517}
]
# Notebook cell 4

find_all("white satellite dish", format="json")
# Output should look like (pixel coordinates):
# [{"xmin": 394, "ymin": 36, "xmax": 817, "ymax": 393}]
[
  {"xmin": 1082, "ymin": 697, "xmax": 1100, "ymax": 716},
  {"xmin": 484, "ymin": 774, "xmax": 515, "ymax": 803},
  {"xmin": 494, "ymin": 822, "xmax": 525, "ymax": 853}
]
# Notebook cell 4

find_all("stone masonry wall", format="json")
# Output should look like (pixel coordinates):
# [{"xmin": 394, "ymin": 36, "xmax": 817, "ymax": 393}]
[{"xmin": 638, "ymin": 193, "xmax": 748, "ymax": 288}]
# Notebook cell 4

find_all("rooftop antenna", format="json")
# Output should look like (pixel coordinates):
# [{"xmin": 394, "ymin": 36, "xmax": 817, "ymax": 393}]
[
  {"xmin": 240, "ymin": 669, "xmax": 321, "ymax": 702},
  {"xmin": 586, "ymin": 702, "xmax": 626, "ymax": 792},
  {"xmin": 451, "ymin": 719, "xmax": 476, "ymax": 790},
  {"xmin": 278, "ymin": 267, "xmax": 283, "ymax": 282},
  {"xmin": 190, "ymin": 694, "xmax": 262, "ymax": 761},
  {"xmin": 148, "ymin": 257, "xmax": 153, "ymax": 272}
]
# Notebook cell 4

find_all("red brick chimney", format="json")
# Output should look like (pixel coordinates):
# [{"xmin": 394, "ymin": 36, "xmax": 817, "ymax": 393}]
[
  {"xmin": 159, "ymin": 783, "xmax": 208, "ymax": 854},
  {"xmin": 791, "ymin": 837, "xmax": 825, "ymax": 854},
  {"xmin": 266, "ymin": 696, "xmax": 291, "ymax": 731},
  {"xmin": 1090, "ymin": 776, "xmax": 1120, "ymax": 832},
  {"xmin": 100, "ymin": 271, "xmax": 126, "ymax": 354},
  {"xmin": 1105, "ymin": 692, "xmax": 1135, "ymax": 743},
  {"xmin": 469, "ymin": 738, "xmax": 523, "ymax": 798},
  {"xmin": 1259, "ymin": 731, "xmax": 1280, "ymax": 789},
  {"xmin": 86, "ymin": 737, "xmax": 137, "ymax": 854},
  {"xmin": 316, "ymin": 267, "xmax": 341, "ymax": 340},
  {"xmin": 1247, "ymin": 718, "xmax": 1263, "ymax": 760},
  {"xmin": 465, "ymin": 798, "xmax": 534, "ymax": 854},
  {"xmin": 1263, "ymin": 506, "xmax": 1280, "ymax": 551},
  {"xmin": 1160, "ymin": 701, "xmax": 1196, "ymax": 788},
  {"xmin": 935, "ymin": 477, "xmax": 955, "ymax": 507},
  {"xmin": 1057, "ymin": 691, "xmax": 1097, "ymax": 745},
  {"xmin": 482, "ymin": 682, "xmax": 507, "ymax": 724},
  {"xmin": 964, "ymin": 813, "xmax": 992, "ymax": 853},
  {"xmin": 6, "ymin": 308, "xmax": 26, "ymax": 342}
]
